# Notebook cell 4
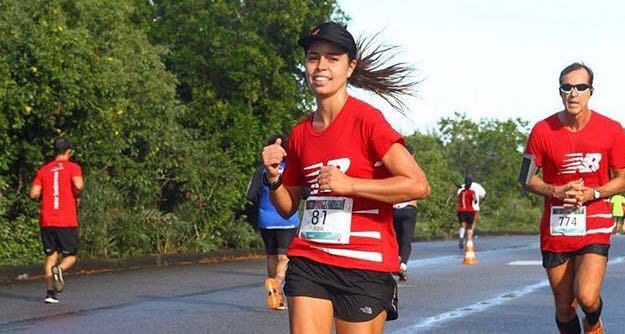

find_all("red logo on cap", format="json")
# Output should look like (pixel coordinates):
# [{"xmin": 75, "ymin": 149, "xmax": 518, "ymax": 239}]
[{"xmin": 312, "ymin": 28, "xmax": 320, "ymax": 36}]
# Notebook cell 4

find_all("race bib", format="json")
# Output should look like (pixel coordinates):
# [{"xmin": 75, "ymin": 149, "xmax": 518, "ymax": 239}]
[
  {"xmin": 300, "ymin": 196, "xmax": 353, "ymax": 244},
  {"xmin": 549, "ymin": 206, "xmax": 586, "ymax": 236}
]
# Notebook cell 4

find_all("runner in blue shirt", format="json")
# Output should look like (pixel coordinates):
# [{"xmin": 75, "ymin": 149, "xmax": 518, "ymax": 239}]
[{"xmin": 246, "ymin": 135, "xmax": 300, "ymax": 310}]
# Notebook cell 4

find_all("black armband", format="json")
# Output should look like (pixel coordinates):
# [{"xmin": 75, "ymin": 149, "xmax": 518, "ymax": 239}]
[{"xmin": 518, "ymin": 153, "xmax": 538, "ymax": 185}]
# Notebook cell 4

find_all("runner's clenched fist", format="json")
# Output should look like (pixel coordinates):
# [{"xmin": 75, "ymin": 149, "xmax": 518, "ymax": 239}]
[{"xmin": 262, "ymin": 138, "xmax": 286, "ymax": 183}]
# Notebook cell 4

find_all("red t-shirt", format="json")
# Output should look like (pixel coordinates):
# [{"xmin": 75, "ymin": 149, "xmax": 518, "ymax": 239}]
[
  {"xmin": 32, "ymin": 160, "xmax": 82, "ymax": 227},
  {"xmin": 526, "ymin": 111, "xmax": 625, "ymax": 252},
  {"xmin": 283, "ymin": 96, "xmax": 403, "ymax": 272},
  {"xmin": 457, "ymin": 188, "xmax": 475, "ymax": 212}
]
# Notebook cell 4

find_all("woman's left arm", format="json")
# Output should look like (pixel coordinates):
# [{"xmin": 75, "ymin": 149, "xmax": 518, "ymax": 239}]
[{"xmin": 317, "ymin": 143, "xmax": 430, "ymax": 203}]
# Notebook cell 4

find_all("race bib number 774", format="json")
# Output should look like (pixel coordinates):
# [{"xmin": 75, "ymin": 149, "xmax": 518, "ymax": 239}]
[{"xmin": 549, "ymin": 206, "xmax": 586, "ymax": 236}]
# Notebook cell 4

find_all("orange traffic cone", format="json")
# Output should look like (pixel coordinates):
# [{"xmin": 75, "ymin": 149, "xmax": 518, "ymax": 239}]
[{"xmin": 463, "ymin": 239, "xmax": 477, "ymax": 265}]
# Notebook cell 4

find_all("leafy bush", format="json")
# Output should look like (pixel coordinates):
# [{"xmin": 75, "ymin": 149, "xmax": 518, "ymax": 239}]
[{"xmin": 0, "ymin": 216, "xmax": 41, "ymax": 265}]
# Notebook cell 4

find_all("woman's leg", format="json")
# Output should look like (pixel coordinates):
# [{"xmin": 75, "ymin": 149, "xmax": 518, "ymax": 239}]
[
  {"xmin": 335, "ymin": 310, "xmax": 387, "ymax": 334},
  {"xmin": 289, "ymin": 296, "xmax": 334, "ymax": 334}
]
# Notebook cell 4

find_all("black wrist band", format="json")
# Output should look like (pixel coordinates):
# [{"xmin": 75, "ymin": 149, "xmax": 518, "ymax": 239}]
[{"xmin": 264, "ymin": 174, "xmax": 283, "ymax": 191}]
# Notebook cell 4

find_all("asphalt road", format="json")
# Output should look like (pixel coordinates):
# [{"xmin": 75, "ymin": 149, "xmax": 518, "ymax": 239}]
[{"xmin": 2, "ymin": 235, "xmax": 625, "ymax": 333}]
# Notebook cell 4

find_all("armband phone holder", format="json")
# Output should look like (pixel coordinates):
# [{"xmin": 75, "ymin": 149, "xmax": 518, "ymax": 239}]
[{"xmin": 518, "ymin": 153, "xmax": 538, "ymax": 185}]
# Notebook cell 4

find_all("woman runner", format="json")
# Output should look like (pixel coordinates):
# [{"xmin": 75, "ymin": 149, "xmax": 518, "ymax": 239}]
[{"xmin": 261, "ymin": 22, "xmax": 430, "ymax": 334}]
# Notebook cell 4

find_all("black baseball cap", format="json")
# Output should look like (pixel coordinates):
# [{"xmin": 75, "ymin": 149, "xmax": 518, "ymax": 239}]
[{"xmin": 298, "ymin": 22, "xmax": 357, "ymax": 59}]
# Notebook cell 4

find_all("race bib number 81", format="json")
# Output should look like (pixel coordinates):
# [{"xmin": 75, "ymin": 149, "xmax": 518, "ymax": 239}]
[
  {"xmin": 550, "ymin": 206, "xmax": 586, "ymax": 236},
  {"xmin": 300, "ymin": 196, "xmax": 353, "ymax": 244}
]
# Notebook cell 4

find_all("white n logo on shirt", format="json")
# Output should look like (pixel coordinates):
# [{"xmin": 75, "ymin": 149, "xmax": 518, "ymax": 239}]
[{"xmin": 559, "ymin": 153, "xmax": 601, "ymax": 174}]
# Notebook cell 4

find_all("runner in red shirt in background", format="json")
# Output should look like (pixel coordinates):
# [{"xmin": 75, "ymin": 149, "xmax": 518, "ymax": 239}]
[
  {"xmin": 261, "ymin": 22, "xmax": 430, "ymax": 334},
  {"xmin": 30, "ymin": 138, "xmax": 84, "ymax": 304},
  {"xmin": 457, "ymin": 174, "xmax": 486, "ymax": 240},
  {"xmin": 457, "ymin": 177, "xmax": 476, "ymax": 249},
  {"xmin": 522, "ymin": 63, "xmax": 625, "ymax": 334}
]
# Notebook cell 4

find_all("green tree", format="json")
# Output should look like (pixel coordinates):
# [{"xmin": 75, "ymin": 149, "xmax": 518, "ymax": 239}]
[
  {"xmin": 437, "ymin": 113, "xmax": 541, "ymax": 233},
  {"xmin": 0, "ymin": 0, "xmax": 191, "ymax": 263},
  {"xmin": 146, "ymin": 0, "xmax": 343, "ymax": 249},
  {"xmin": 0, "ymin": 0, "xmax": 342, "ymax": 265},
  {"xmin": 0, "ymin": 0, "xmax": 544, "ymax": 266},
  {"xmin": 405, "ymin": 133, "xmax": 462, "ymax": 238}
]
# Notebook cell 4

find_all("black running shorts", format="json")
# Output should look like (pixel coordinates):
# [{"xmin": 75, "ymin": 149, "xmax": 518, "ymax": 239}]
[
  {"xmin": 284, "ymin": 257, "xmax": 398, "ymax": 322},
  {"xmin": 457, "ymin": 211, "xmax": 474, "ymax": 225},
  {"xmin": 260, "ymin": 228, "xmax": 297, "ymax": 255},
  {"xmin": 541, "ymin": 243, "xmax": 610, "ymax": 269},
  {"xmin": 40, "ymin": 227, "xmax": 79, "ymax": 256}
]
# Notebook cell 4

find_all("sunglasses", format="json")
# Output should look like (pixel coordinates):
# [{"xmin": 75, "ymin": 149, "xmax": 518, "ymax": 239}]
[{"xmin": 559, "ymin": 83, "xmax": 591, "ymax": 94}]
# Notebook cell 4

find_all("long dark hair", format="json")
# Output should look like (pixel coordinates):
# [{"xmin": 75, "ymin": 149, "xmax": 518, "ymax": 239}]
[{"xmin": 349, "ymin": 33, "xmax": 420, "ymax": 113}]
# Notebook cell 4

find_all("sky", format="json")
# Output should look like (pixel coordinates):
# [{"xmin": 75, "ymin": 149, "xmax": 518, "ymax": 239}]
[{"xmin": 338, "ymin": 0, "xmax": 625, "ymax": 135}]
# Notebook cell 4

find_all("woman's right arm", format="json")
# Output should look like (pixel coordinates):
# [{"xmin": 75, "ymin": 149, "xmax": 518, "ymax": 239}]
[{"xmin": 262, "ymin": 138, "xmax": 303, "ymax": 218}]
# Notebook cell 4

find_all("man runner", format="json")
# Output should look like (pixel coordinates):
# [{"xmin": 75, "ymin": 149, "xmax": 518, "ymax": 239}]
[
  {"xmin": 30, "ymin": 137, "xmax": 84, "ymax": 304},
  {"xmin": 521, "ymin": 63, "xmax": 625, "ymax": 333}
]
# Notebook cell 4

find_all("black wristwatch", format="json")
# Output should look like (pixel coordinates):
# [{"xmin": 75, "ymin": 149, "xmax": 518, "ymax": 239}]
[{"xmin": 264, "ymin": 174, "xmax": 283, "ymax": 191}]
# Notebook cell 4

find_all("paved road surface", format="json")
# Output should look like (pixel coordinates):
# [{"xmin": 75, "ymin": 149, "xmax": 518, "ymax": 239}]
[{"xmin": 2, "ymin": 235, "xmax": 625, "ymax": 333}]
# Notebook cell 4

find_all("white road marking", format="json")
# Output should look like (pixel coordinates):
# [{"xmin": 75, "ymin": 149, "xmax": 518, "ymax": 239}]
[
  {"xmin": 393, "ymin": 256, "xmax": 625, "ymax": 333},
  {"xmin": 391, "ymin": 280, "xmax": 550, "ymax": 334},
  {"xmin": 407, "ymin": 242, "xmax": 539, "ymax": 269}
]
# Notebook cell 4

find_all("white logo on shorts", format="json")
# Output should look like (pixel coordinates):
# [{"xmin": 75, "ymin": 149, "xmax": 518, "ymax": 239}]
[{"xmin": 360, "ymin": 306, "xmax": 373, "ymax": 314}]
